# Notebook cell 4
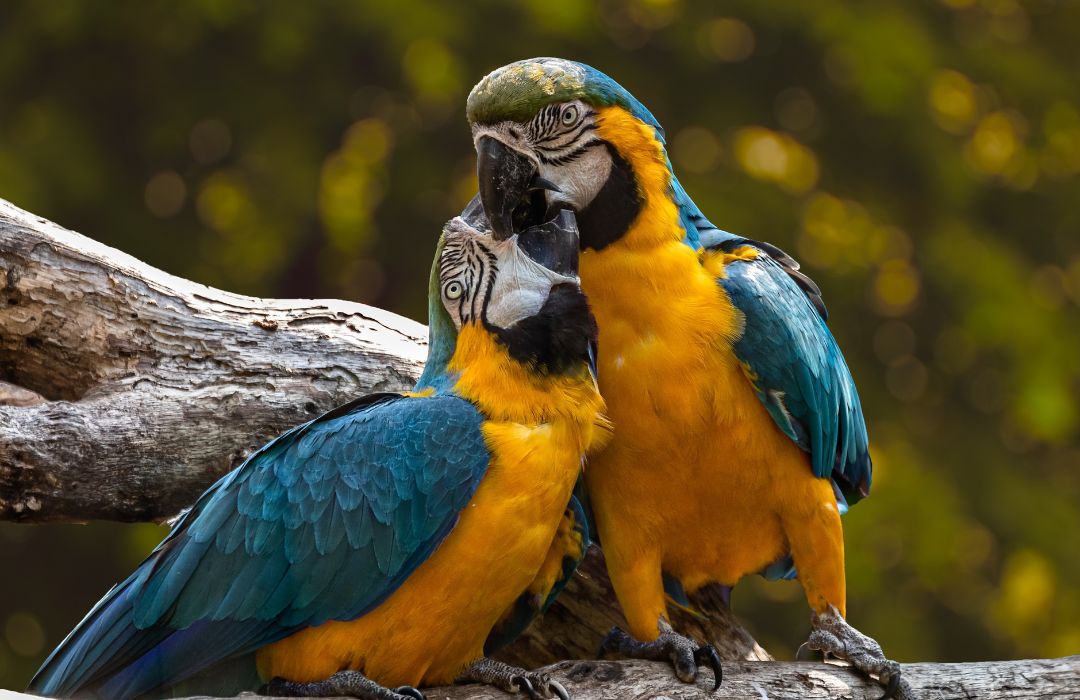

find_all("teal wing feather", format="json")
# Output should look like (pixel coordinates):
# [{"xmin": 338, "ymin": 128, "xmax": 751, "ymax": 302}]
[
  {"xmin": 673, "ymin": 182, "xmax": 871, "ymax": 505},
  {"xmin": 29, "ymin": 393, "xmax": 490, "ymax": 700}
]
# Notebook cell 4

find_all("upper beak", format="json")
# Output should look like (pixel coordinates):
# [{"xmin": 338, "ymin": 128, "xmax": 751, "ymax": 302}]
[{"xmin": 476, "ymin": 135, "xmax": 560, "ymax": 240}]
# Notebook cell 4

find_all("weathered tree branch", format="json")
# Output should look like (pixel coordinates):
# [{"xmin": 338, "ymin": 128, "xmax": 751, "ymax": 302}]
[
  {"xmin": 0, "ymin": 197, "xmax": 427, "ymax": 522},
  {"xmin": 11, "ymin": 657, "xmax": 1080, "ymax": 699},
  {"xmin": 4, "ymin": 198, "xmax": 1078, "ymax": 698}
]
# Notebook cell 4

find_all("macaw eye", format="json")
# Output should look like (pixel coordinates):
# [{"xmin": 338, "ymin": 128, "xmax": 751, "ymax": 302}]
[
  {"xmin": 561, "ymin": 105, "xmax": 579, "ymax": 126},
  {"xmin": 444, "ymin": 281, "xmax": 464, "ymax": 300}
]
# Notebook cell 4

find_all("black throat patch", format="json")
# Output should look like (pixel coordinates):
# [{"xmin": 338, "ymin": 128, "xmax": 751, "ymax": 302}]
[
  {"xmin": 491, "ymin": 284, "xmax": 597, "ymax": 376},
  {"xmin": 575, "ymin": 144, "xmax": 641, "ymax": 252}
]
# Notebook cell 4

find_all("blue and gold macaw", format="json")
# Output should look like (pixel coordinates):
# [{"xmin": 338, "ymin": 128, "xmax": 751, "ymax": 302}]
[
  {"xmin": 469, "ymin": 58, "xmax": 911, "ymax": 698},
  {"xmin": 28, "ymin": 208, "xmax": 609, "ymax": 700}
]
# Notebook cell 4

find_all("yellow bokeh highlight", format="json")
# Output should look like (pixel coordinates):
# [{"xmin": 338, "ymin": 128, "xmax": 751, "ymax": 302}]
[
  {"xmin": 697, "ymin": 17, "xmax": 755, "ymax": 62},
  {"xmin": 672, "ymin": 126, "xmax": 721, "ymax": 173},
  {"xmin": 196, "ymin": 170, "xmax": 258, "ymax": 235},
  {"xmin": 873, "ymin": 259, "xmax": 921, "ymax": 316},
  {"xmin": 733, "ymin": 126, "xmax": 818, "ymax": 194},
  {"xmin": 965, "ymin": 111, "xmax": 1022, "ymax": 175},
  {"xmin": 403, "ymin": 38, "xmax": 462, "ymax": 102},
  {"xmin": 319, "ymin": 118, "xmax": 393, "ymax": 253},
  {"xmin": 798, "ymin": 193, "xmax": 912, "ymax": 272},
  {"xmin": 928, "ymin": 69, "xmax": 977, "ymax": 134},
  {"xmin": 994, "ymin": 549, "xmax": 1055, "ymax": 638},
  {"xmin": 626, "ymin": 0, "xmax": 682, "ymax": 30}
]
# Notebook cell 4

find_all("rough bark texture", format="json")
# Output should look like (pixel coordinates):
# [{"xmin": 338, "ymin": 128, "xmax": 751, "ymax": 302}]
[
  {"xmin": 4, "ymin": 198, "xmax": 1077, "ymax": 698},
  {"xmin": 0, "ymin": 197, "xmax": 427, "ymax": 522},
  {"xmin": 10, "ymin": 657, "xmax": 1080, "ymax": 699}
]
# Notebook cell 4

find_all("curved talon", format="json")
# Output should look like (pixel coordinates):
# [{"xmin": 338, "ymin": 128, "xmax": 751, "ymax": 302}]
[
  {"xmin": 549, "ymin": 679, "xmax": 571, "ymax": 700},
  {"xmin": 875, "ymin": 672, "xmax": 900, "ymax": 700},
  {"xmin": 694, "ymin": 644, "xmax": 723, "ymax": 691},
  {"xmin": 394, "ymin": 685, "xmax": 427, "ymax": 700},
  {"xmin": 512, "ymin": 674, "xmax": 541, "ymax": 700}
]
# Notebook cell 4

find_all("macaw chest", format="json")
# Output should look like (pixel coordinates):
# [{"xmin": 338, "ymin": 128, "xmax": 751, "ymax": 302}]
[{"xmin": 256, "ymin": 417, "xmax": 583, "ymax": 689}]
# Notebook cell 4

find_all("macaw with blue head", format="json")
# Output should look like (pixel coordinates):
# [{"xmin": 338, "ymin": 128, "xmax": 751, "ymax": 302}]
[
  {"xmin": 28, "ymin": 206, "xmax": 609, "ymax": 700},
  {"xmin": 468, "ymin": 58, "xmax": 912, "ymax": 699}
]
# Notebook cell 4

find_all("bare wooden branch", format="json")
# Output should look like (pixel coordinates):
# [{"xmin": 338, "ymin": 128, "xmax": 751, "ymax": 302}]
[
  {"xmin": 0, "ymin": 197, "xmax": 427, "ymax": 522},
  {"xmin": 11, "ymin": 657, "xmax": 1080, "ymax": 699}
]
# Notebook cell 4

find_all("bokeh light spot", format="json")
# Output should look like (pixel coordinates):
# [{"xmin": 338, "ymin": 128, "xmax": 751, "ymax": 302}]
[
  {"xmin": 672, "ymin": 126, "xmax": 721, "ymax": 174},
  {"xmin": 697, "ymin": 17, "xmax": 755, "ymax": 62},
  {"xmin": 929, "ymin": 70, "xmax": 977, "ymax": 134},
  {"xmin": 872, "ymin": 259, "xmax": 920, "ymax": 315},
  {"xmin": 994, "ymin": 550, "xmax": 1055, "ymax": 634},
  {"xmin": 189, "ymin": 118, "xmax": 232, "ymax": 165},
  {"xmin": 144, "ymin": 170, "xmax": 187, "ymax": 218},
  {"xmin": 403, "ymin": 38, "xmax": 462, "ymax": 103},
  {"xmin": 4, "ymin": 613, "xmax": 44, "ymax": 657},
  {"xmin": 734, "ymin": 127, "xmax": 818, "ymax": 194},
  {"xmin": 965, "ymin": 111, "xmax": 1024, "ymax": 176}
]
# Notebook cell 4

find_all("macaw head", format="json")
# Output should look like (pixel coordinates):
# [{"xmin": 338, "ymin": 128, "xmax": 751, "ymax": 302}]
[
  {"xmin": 467, "ymin": 57, "xmax": 668, "ymax": 251},
  {"xmin": 416, "ymin": 198, "xmax": 594, "ymax": 389}
]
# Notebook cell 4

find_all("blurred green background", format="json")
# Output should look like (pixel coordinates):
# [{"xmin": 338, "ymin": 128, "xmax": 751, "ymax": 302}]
[{"xmin": 2, "ymin": 0, "xmax": 1079, "ymax": 689}]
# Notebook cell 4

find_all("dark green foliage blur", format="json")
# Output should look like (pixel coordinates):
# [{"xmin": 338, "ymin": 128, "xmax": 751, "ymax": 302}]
[{"xmin": 1, "ymin": 0, "xmax": 1078, "ymax": 688}]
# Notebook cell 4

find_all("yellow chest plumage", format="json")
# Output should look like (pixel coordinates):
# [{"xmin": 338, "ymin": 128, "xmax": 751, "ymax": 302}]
[
  {"xmin": 580, "ymin": 108, "xmax": 844, "ymax": 640},
  {"xmin": 256, "ymin": 326, "xmax": 607, "ymax": 686}
]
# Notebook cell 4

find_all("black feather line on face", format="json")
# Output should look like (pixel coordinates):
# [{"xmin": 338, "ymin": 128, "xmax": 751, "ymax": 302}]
[
  {"xmin": 491, "ymin": 284, "xmax": 596, "ymax": 376},
  {"xmin": 575, "ymin": 144, "xmax": 641, "ymax": 251},
  {"xmin": 440, "ymin": 237, "xmax": 499, "ymax": 325}
]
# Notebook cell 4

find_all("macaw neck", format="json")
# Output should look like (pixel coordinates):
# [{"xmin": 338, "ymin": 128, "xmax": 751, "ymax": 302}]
[
  {"xmin": 447, "ymin": 324, "xmax": 607, "ymax": 433},
  {"xmin": 583, "ymin": 105, "xmax": 685, "ymax": 253},
  {"xmin": 577, "ymin": 107, "xmax": 745, "ymax": 349}
]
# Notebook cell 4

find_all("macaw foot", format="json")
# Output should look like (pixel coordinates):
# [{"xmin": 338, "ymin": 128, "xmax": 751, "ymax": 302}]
[
  {"xmin": 804, "ymin": 605, "xmax": 916, "ymax": 700},
  {"xmin": 598, "ymin": 624, "xmax": 722, "ymax": 691},
  {"xmin": 263, "ymin": 670, "xmax": 427, "ymax": 700},
  {"xmin": 458, "ymin": 657, "xmax": 570, "ymax": 700}
]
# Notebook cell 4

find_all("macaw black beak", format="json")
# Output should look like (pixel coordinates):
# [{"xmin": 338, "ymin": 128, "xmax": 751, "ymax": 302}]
[
  {"xmin": 476, "ymin": 135, "xmax": 560, "ymax": 241},
  {"xmin": 518, "ymin": 209, "xmax": 579, "ymax": 276}
]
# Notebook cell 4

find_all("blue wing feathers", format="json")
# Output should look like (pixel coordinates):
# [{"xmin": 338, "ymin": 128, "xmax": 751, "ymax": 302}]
[
  {"xmin": 669, "ymin": 179, "xmax": 871, "ymax": 503},
  {"xmin": 30, "ymin": 392, "xmax": 491, "ymax": 699},
  {"xmin": 716, "ymin": 249, "xmax": 872, "ymax": 502}
]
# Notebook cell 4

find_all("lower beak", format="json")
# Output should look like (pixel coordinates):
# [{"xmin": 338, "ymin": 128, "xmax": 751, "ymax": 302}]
[
  {"xmin": 476, "ymin": 135, "xmax": 536, "ymax": 241},
  {"xmin": 518, "ymin": 209, "xmax": 580, "ymax": 276}
]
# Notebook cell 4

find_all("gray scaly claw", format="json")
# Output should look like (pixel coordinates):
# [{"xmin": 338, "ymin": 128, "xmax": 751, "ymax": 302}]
[
  {"xmin": 695, "ymin": 644, "xmax": 723, "ymax": 691},
  {"xmin": 598, "ymin": 625, "xmax": 722, "ymax": 691},
  {"xmin": 460, "ymin": 657, "xmax": 571, "ymax": 699},
  {"xmin": 264, "ymin": 670, "xmax": 425, "ymax": 700},
  {"xmin": 806, "ymin": 605, "xmax": 916, "ymax": 700}
]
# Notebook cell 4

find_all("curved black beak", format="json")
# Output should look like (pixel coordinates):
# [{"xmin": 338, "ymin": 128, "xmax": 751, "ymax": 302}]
[
  {"xmin": 476, "ymin": 135, "xmax": 552, "ymax": 240},
  {"xmin": 518, "ymin": 209, "xmax": 579, "ymax": 276}
]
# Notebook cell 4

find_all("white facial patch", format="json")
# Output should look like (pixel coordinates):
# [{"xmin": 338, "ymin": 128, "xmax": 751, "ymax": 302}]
[
  {"xmin": 540, "ymin": 145, "xmax": 612, "ymax": 212},
  {"xmin": 472, "ymin": 99, "xmax": 613, "ymax": 213},
  {"xmin": 483, "ymin": 239, "xmax": 578, "ymax": 329},
  {"xmin": 439, "ymin": 217, "xmax": 578, "ymax": 331}
]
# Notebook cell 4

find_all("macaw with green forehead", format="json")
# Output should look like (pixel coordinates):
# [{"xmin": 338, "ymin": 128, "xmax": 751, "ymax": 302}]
[
  {"xmin": 468, "ymin": 58, "xmax": 912, "ymax": 699},
  {"xmin": 29, "ymin": 207, "xmax": 607, "ymax": 700}
]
